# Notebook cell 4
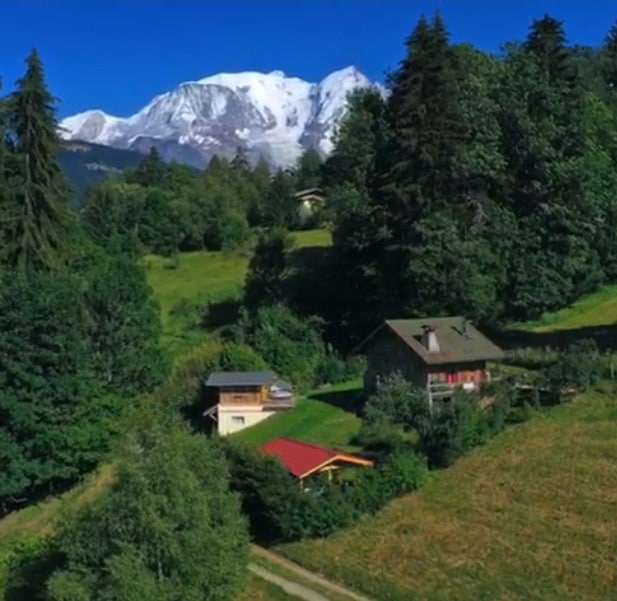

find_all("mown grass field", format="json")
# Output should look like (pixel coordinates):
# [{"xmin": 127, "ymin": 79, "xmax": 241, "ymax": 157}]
[
  {"xmin": 235, "ymin": 380, "xmax": 364, "ymax": 452},
  {"xmin": 513, "ymin": 284, "xmax": 617, "ymax": 332},
  {"xmin": 143, "ymin": 228, "xmax": 332, "ymax": 356},
  {"xmin": 278, "ymin": 386, "xmax": 617, "ymax": 601}
]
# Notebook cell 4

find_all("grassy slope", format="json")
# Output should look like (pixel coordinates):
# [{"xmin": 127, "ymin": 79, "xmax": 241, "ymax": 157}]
[
  {"xmin": 144, "ymin": 228, "xmax": 332, "ymax": 355},
  {"xmin": 513, "ymin": 284, "xmax": 617, "ymax": 332},
  {"xmin": 0, "ymin": 229, "xmax": 333, "ymax": 598},
  {"xmin": 278, "ymin": 387, "xmax": 617, "ymax": 601},
  {"xmin": 238, "ymin": 575, "xmax": 297, "ymax": 601},
  {"xmin": 235, "ymin": 380, "xmax": 363, "ymax": 452}
]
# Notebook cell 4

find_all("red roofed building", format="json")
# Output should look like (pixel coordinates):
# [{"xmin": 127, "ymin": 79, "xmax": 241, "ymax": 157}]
[{"xmin": 261, "ymin": 437, "xmax": 373, "ymax": 486}]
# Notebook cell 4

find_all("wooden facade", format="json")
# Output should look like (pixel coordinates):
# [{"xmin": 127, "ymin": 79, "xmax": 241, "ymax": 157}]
[
  {"xmin": 218, "ymin": 385, "xmax": 269, "ymax": 407},
  {"xmin": 362, "ymin": 317, "xmax": 504, "ymax": 402},
  {"xmin": 364, "ymin": 328, "xmax": 427, "ymax": 391},
  {"xmin": 204, "ymin": 372, "xmax": 296, "ymax": 435}
]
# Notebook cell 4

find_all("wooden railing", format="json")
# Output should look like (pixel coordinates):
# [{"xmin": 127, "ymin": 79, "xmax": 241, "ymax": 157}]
[{"xmin": 262, "ymin": 394, "xmax": 296, "ymax": 409}]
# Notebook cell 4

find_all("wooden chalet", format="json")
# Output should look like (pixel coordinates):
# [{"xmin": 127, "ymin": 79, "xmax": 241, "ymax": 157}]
[
  {"xmin": 261, "ymin": 437, "xmax": 373, "ymax": 488},
  {"xmin": 361, "ymin": 317, "xmax": 505, "ymax": 403},
  {"xmin": 203, "ymin": 371, "xmax": 295, "ymax": 435}
]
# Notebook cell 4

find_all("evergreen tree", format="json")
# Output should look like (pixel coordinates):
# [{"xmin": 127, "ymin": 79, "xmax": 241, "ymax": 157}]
[
  {"xmin": 83, "ymin": 253, "xmax": 170, "ymax": 396},
  {"xmin": 0, "ymin": 80, "xmax": 16, "ymax": 258},
  {"xmin": 602, "ymin": 22, "xmax": 617, "ymax": 91},
  {"xmin": 322, "ymin": 88, "xmax": 388, "ymax": 195},
  {"xmin": 252, "ymin": 157, "xmax": 271, "ymax": 193},
  {"xmin": 385, "ymin": 13, "xmax": 470, "ymax": 215},
  {"xmin": 231, "ymin": 145, "xmax": 251, "ymax": 173},
  {"xmin": 244, "ymin": 227, "xmax": 293, "ymax": 311},
  {"xmin": 125, "ymin": 146, "xmax": 168, "ymax": 187},
  {"xmin": 296, "ymin": 148, "xmax": 323, "ymax": 189},
  {"xmin": 525, "ymin": 14, "xmax": 576, "ymax": 85},
  {"xmin": 0, "ymin": 271, "xmax": 119, "ymax": 511},
  {"xmin": 3, "ymin": 49, "xmax": 72, "ymax": 271},
  {"xmin": 261, "ymin": 169, "xmax": 298, "ymax": 228}
]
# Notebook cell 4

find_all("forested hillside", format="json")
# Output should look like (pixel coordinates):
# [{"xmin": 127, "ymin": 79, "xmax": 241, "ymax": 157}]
[
  {"xmin": 314, "ymin": 14, "xmax": 617, "ymax": 348},
  {"xmin": 2, "ymin": 10, "xmax": 617, "ymax": 601}
]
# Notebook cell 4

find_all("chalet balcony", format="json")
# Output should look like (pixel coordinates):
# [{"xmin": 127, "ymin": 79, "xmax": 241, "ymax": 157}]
[
  {"xmin": 428, "ymin": 371, "xmax": 493, "ymax": 399},
  {"xmin": 262, "ymin": 382, "xmax": 296, "ymax": 410}
]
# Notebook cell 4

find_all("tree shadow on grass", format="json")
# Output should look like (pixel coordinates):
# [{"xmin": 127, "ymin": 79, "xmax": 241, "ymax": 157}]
[
  {"xmin": 307, "ymin": 386, "xmax": 366, "ymax": 417},
  {"xmin": 203, "ymin": 298, "xmax": 242, "ymax": 330},
  {"xmin": 487, "ymin": 323, "xmax": 617, "ymax": 352}
]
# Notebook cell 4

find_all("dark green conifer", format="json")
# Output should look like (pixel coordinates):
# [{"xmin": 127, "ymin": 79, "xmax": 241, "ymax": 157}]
[
  {"xmin": 125, "ymin": 146, "xmax": 168, "ymax": 187},
  {"xmin": 3, "ymin": 49, "xmax": 72, "ymax": 271}
]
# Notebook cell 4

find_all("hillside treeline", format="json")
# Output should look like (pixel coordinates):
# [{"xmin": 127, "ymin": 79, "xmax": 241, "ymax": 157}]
[
  {"xmin": 82, "ymin": 144, "xmax": 323, "ymax": 256},
  {"xmin": 316, "ymin": 14, "xmax": 617, "ymax": 346},
  {"xmin": 0, "ymin": 51, "xmax": 248, "ymax": 601}
]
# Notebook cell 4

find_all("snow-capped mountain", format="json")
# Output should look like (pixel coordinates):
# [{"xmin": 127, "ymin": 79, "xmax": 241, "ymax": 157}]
[{"xmin": 59, "ymin": 66, "xmax": 383, "ymax": 169}]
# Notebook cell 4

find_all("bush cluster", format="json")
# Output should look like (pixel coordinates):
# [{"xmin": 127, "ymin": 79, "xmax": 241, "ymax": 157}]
[
  {"xmin": 360, "ymin": 374, "xmax": 518, "ymax": 469},
  {"xmin": 223, "ymin": 440, "xmax": 428, "ymax": 545}
]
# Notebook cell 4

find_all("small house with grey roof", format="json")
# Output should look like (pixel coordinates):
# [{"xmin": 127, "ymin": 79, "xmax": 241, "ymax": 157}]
[
  {"xmin": 203, "ymin": 371, "xmax": 295, "ymax": 435},
  {"xmin": 360, "ymin": 317, "xmax": 504, "ymax": 403}
]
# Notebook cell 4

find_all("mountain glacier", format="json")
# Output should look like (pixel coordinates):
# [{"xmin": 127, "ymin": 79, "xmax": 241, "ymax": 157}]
[{"xmin": 59, "ymin": 66, "xmax": 383, "ymax": 169}]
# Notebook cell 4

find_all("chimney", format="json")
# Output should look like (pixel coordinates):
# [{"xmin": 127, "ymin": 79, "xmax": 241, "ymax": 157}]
[
  {"xmin": 462, "ymin": 319, "xmax": 472, "ymax": 339},
  {"xmin": 422, "ymin": 325, "xmax": 440, "ymax": 352}
]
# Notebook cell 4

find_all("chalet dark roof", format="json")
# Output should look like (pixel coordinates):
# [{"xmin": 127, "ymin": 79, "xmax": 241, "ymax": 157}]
[
  {"xmin": 366, "ymin": 317, "xmax": 504, "ymax": 366},
  {"xmin": 294, "ymin": 187, "xmax": 324, "ymax": 199},
  {"xmin": 205, "ymin": 371, "xmax": 275, "ymax": 387}
]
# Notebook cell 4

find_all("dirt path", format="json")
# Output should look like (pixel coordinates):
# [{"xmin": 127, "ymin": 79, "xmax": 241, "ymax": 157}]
[
  {"xmin": 251, "ymin": 545, "xmax": 374, "ymax": 601},
  {"xmin": 249, "ymin": 564, "xmax": 331, "ymax": 601}
]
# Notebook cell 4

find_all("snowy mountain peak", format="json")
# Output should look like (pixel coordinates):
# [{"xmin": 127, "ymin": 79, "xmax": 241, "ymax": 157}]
[{"xmin": 60, "ymin": 67, "xmax": 383, "ymax": 169}]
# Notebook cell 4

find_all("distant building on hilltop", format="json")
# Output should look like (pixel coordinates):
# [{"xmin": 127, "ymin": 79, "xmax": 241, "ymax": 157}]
[
  {"xmin": 294, "ymin": 187, "xmax": 325, "ymax": 227},
  {"xmin": 360, "ymin": 316, "xmax": 504, "ymax": 403}
]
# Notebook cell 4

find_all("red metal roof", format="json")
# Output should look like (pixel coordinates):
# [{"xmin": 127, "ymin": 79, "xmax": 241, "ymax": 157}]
[{"xmin": 261, "ymin": 438, "xmax": 337, "ymax": 478}]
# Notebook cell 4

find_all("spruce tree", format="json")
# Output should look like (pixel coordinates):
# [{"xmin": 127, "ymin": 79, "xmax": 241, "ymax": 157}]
[
  {"xmin": 601, "ymin": 22, "xmax": 617, "ymax": 99},
  {"xmin": 125, "ymin": 146, "xmax": 168, "ymax": 187},
  {"xmin": 386, "ymin": 13, "xmax": 469, "ymax": 214},
  {"xmin": 525, "ymin": 14, "xmax": 575, "ymax": 85},
  {"xmin": 3, "ymin": 50, "xmax": 72, "ymax": 271},
  {"xmin": 231, "ymin": 145, "xmax": 251, "ymax": 172},
  {"xmin": 244, "ymin": 227, "xmax": 292, "ymax": 311},
  {"xmin": 296, "ymin": 148, "xmax": 323, "ymax": 189},
  {"xmin": 322, "ymin": 88, "xmax": 388, "ymax": 195},
  {"xmin": 0, "ymin": 80, "xmax": 16, "ymax": 258}
]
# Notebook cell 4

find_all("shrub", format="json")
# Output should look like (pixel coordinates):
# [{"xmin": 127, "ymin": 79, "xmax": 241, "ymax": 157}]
[
  {"xmin": 543, "ymin": 339, "xmax": 603, "ymax": 395},
  {"xmin": 376, "ymin": 452, "xmax": 429, "ymax": 498},
  {"xmin": 417, "ymin": 391, "xmax": 487, "ymax": 469},
  {"xmin": 47, "ymin": 424, "xmax": 249, "ymax": 601},
  {"xmin": 1, "ymin": 536, "xmax": 58, "ymax": 601},
  {"xmin": 354, "ymin": 417, "xmax": 408, "ymax": 458},
  {"xmin": 157, "ymin": 340, "xmax": 223, "ymax": 406},
  {"xmin": 314, "ymin": 349, "xmax": 366, "ymax": 386},
  {"xmin": 223, "ymin": 440, "xmax": 304, "ymax": 544},
  {"xmin": 363, "ymin": 374, "xmax": 431, "ymax": 434},
  {"xmin": 483, "ymin": 381, "xmax": 516, "ymax": 434},
  {"xmin": 503, "ymin": 346, "xmax": 560, "ymax": 369},
  {"xmin": 217, "ymin": 343, "xmax": 270, "ymax": 372},
  {"xmin": 224, "ymin": 440, "xmax": 428, "ymax": 544},
  {"xmin": 248, "ymin": 305, "xmax": 325, "ymax": 390}
]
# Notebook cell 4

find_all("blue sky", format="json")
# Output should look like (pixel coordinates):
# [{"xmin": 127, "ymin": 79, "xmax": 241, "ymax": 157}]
[{"xmin": 1, "ymin": 1, "xmax": 615, "ymax": 118}]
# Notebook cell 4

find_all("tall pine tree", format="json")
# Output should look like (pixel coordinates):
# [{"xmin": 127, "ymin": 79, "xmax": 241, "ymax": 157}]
[{"xmin": 3, "ymin": 50, "xmax": 72, "ymax": 271}]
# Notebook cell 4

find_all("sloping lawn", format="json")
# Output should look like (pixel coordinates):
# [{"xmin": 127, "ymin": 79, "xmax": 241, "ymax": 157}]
[
  {"xmin": 512, "ymin": 284, "xmax": 617, "ymax": 332},
  {"xmin": 235, "ymin": 380, "xmax": 364, "ymax": 452},
  {"xmin": 143, "ymin": 229, "xmax": 332, "ymax": 356},
  {"xmin": 277, "ymin": 386, "xmax": 617, "ymax": 601}
]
